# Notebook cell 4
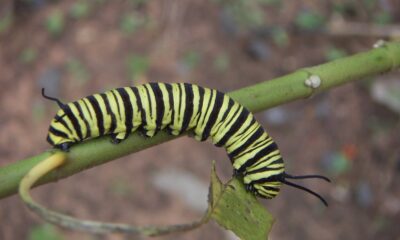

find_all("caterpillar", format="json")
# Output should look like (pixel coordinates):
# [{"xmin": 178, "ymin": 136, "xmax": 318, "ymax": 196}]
[{"xmin": 43, "ymin": 82, "xmax": 330, "ymax": 205}]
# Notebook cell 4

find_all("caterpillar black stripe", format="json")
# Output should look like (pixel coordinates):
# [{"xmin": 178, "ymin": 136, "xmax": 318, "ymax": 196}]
[{"xmin": 43, "ymin": 83, "xmax": 330, "ymax": 206}]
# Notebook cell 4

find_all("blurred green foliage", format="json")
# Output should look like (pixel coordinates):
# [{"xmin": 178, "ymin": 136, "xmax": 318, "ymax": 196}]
[
  {"xmin": 129, "ymin": 0, "xmax": 148, "ymax": 5},
  {"xmin": 32, "ymin": 101, "xmax": 46, "ymax": 123},
  {"xmin": 96, "ymin": 0, "xmax": 106, "ymax": 4},
  {"xmin": 70, "ymin": 1, "xmax": 91, "ymax": 19},
  {"xmin": 325, "ymin": 47, "xmax": 348, "ymax": 61},
  {"xmin": 126, "ymin": 54, "xmax": 149, "ymax": 80},
  {"xmin": 271, "ymin": 27, "xmax": 289, "ymax": 47},
  {"xmin": 28, "ymin": 224, "xmax": 64, "ymax": 240},
  {"xmin": 333, "ymin": 3, "xmax": 351, "ymax": 14},
  {"xmin": 120, "ymin": 13, "xmax": 146, "ymax": 34},
  {"xmin": 295, "ymin": 11, "xmax": 325, "ymax": 31},
  {"xmin": 66, "ymin": 58, "xmax": 90, "ymax": 85},
  {"xmin": 19, "ymin": 48, "xmax": 38, "ymax": 64},
  {"xmin": 182, "ymin": 50, "xmax": 202, "ymax": 71},
  {"xmin": 110, "ymin": 178, "xmax": 134, "ymax": 197},
  {"xmin": 213, "ymin": 52, "xmax": 230, "ymax": 72},
  {"xmin": 373, "ymin": 11, "xmax": 392, "ymax": 25},
  {"xmin": 215, "ymin": 0, "xmax": 270, "ymax": 29},
  {"xmin": 45, "ymin": 10, "xmax": 65, "ymax": 37},
  {"xmin": 0, "ymin": 12, "xmax": 12, "ymax": 34},
  {"xmin": 258, "ymin": 0, "xmax": 282, "ymax": 6},
  {"xmin": 363, "ymin": 0, "xmax": 377, "ymax": 10},
  {"xmin": 325, "ymin": 152, "xmax": 351, "ymax": 176}
]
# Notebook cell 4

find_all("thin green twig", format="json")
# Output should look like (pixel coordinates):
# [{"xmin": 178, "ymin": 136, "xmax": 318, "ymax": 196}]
[{"xmin": 18, "ymin": 152, "xmax": 212, "ymax": 236}]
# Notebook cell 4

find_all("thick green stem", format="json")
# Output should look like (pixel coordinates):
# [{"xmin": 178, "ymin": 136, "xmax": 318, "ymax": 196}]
[{"xmin": 1, "ymin": 41, "xmax": 399, "ymax": 199}]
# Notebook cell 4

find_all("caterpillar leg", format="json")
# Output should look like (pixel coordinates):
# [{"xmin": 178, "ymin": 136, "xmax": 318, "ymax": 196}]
[
  {"xmin": 245, "ymin": 183, "xmax": 254, "ymax": 192},
  {"xmin": 51, "ymin": 141, "xmax": 71, "ymax": 151},
  {"xmin": 138, "ymin": 123, "xmax": 159, "ymax": 138},
  {"xmin": 58, "ymin": 142, "xmax": 71, "ymax": 152},
  {"xmin": 144, "ymin": 129, "xmax": 156, "ymax": 137},
  {"xmin": 232, "ymin": 168, "xmax": 241, "ymax": 177},
  {"xmin": 137, "ymin": 128, "xmax": 156, "ymax": 138},
  {"xmin": 110, "ymin": 132, "xmax": 129, "ymax": 144},
  {"xmin": 244, "ymin": 183, "xmax": 260, "ymax": 196}
]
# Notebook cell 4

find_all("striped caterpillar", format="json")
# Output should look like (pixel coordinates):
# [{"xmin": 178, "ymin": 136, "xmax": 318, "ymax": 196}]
[{"xmin": 43, "ymin": 82, "xmax": 329, "ymax": 205}]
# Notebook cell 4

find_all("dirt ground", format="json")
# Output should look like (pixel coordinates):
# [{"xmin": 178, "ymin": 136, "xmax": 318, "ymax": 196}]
[{"xmin": 0, "ymin": 1, "xmax": 399, "ymax": 240}]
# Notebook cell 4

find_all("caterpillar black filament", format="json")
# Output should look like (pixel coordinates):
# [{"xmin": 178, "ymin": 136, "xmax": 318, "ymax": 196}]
[{"xmin": 43, "ymin": 82, "xmax": 330, "ymax": 205}]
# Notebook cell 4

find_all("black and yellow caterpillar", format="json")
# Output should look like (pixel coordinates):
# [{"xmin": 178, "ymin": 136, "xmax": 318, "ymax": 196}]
[{"xmin": 43, "ymin": 82, "xmax": 329, "ymax": 205}]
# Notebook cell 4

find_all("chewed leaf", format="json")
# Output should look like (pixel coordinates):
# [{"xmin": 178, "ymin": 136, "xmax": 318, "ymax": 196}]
[
  {"xmin": 208, "ymin": 162, "xmax": 224, "ymax": 210},
  {"xmin": 208, "ymin": 162, "xmax": 274, "ymax": 240}
]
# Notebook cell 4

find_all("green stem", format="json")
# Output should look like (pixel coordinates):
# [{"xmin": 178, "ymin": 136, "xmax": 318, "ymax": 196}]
[{"xmin": 1, "ymin": 41, "xmax": 399, "ymax": 200}]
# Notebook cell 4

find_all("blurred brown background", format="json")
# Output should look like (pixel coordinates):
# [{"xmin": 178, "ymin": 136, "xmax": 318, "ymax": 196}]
[{"xmin": 0, "ymin": 0, "xmax": 399, "ymax": 239}]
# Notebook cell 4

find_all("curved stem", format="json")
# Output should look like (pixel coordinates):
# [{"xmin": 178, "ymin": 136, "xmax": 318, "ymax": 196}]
[{"xmin": 19, "ymin": 153, "xmax": 209, "ymax": 236}]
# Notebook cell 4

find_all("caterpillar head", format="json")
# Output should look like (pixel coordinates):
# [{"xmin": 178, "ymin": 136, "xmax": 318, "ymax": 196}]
[
  {"xmin": 249, "ymin": 179, "xmax": 283, "ymax": 199},
  {"xmin": 243, "ymin": 172, "xmax": 284, "ymax": 199},
  {"xmin": 47, "ymin": 110, "xmax": 75, "ymax": 151},
  {"xmin": 42, "ymin": 88, "xmax": 74, "ymax": 151},
  {"xmin": 245, "ymin": 172, "xmax": 330, "ymax": 206}
]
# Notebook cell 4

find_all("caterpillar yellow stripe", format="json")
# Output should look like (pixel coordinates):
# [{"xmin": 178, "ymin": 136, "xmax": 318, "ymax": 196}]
[{"xmin": 44, "ymin": 82, "xmax": 330, "ymax": 205}]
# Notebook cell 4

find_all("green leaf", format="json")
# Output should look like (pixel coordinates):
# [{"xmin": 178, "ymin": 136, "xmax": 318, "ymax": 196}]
[
  {"xmin": 208, "ymin": 162, "xmax": 274, "ymax": 240},
  {"xmin": 208, "ymin": 162, "xmax": 225, "ymax": 210}
]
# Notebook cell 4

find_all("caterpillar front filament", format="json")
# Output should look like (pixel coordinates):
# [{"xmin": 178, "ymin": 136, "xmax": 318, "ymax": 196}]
[{"xmin": 43, "ymin": 82, "xmax": 330, "ymax": 205}]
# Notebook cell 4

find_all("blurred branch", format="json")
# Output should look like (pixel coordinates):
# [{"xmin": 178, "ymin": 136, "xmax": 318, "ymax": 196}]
[
  {"xmin": 1, "ymin": 41, "xmax": 400, "ymax": 200},
  {"xmin": 327, "ymin": 16, "xmax": 400, "ymax": 38}
]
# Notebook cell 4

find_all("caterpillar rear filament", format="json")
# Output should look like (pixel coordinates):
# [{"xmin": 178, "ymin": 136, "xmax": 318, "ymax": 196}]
[{"xmin": 43, "ymin": 83, "xmax": 330, "ymax": 205}]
